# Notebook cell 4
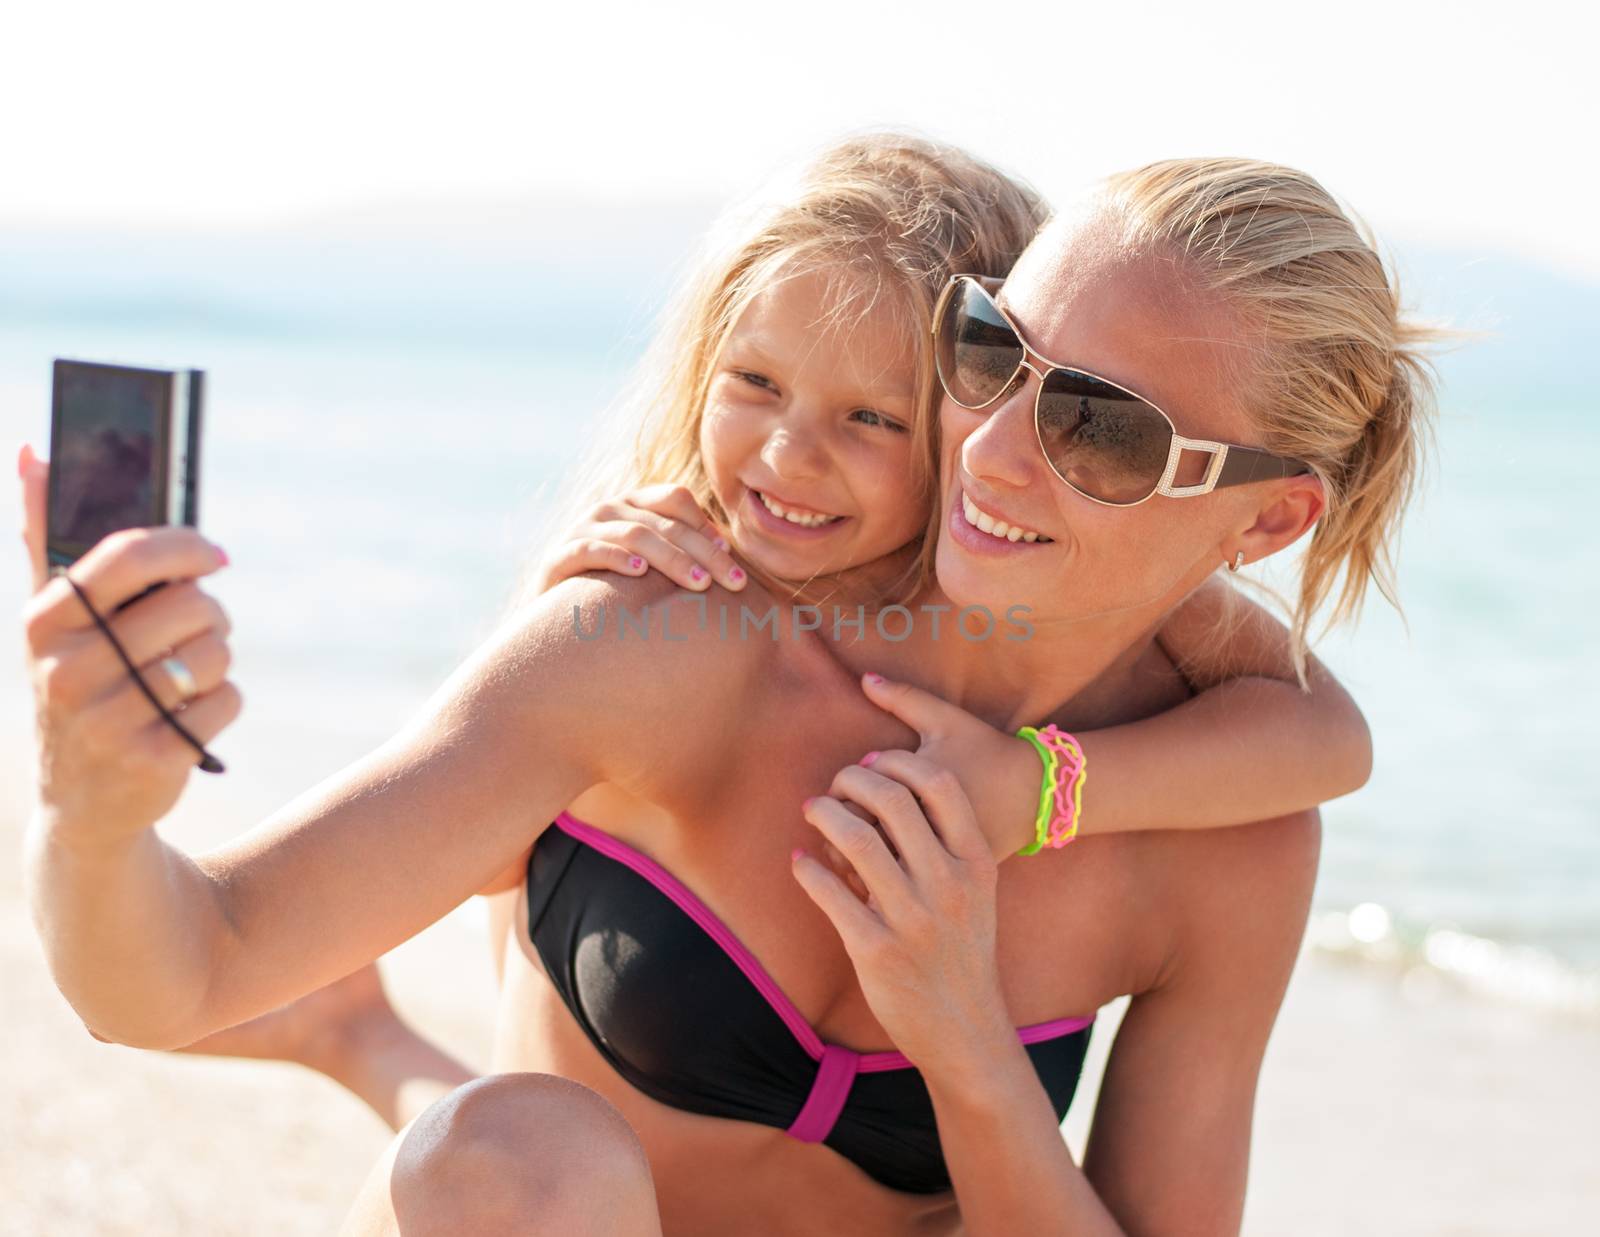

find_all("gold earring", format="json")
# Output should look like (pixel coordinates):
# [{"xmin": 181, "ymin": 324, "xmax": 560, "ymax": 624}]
[{"xmin": 1227, "ymin": 550, "xmax": 1245, "ymax": 573}]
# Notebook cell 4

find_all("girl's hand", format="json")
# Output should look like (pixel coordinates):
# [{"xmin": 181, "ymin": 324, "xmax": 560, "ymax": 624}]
[
  {"xmin": 858, "ymin": 673, "xmax": 1044, "ymax": 859},
  {"xmin": 790, "ymin": 751, "xmax": 1013, "ymax": 1076},
  {"xmin": 532, "ymin": 483, "xmax": 747, "ymax": 594},
  {"xmin": 17, "ymin": 443, "xmax": 241, "ymax": 847}
]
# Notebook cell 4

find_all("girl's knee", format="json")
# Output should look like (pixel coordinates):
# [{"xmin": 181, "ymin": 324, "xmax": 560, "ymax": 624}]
[{"xmin": 391, "ymin": 1072, "xmax": 656, "ymax": 1233}]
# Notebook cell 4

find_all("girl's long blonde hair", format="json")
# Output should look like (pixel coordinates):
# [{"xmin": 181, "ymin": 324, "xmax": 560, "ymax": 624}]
[
  {"xmin": 1101, "ymin": 158, "xmax": 1445, "ymax": 687},
  {"xmin": 504, "ymin": 133, "xmax": 1047, "ymax": 617}
]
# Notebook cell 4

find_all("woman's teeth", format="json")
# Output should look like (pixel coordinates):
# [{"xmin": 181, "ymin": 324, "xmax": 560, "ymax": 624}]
[
  {"xmin": 961, "ymin": 491, "xmax": 1052, "ymax": 543},
  {"xmin": 756, "ymin": 490, "xmax": 843, "ymax": 528}
]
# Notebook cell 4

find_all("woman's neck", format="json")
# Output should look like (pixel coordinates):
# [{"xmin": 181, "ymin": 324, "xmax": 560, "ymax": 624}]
[{"xmin": 835, "ymin": 580, "xmax": 1168, "ymax": 733}]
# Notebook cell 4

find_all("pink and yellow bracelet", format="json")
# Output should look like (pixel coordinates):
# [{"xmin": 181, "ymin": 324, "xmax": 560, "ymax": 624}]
[{"xmin": 1015, "ymin": 724, "xmax": 1088, "ymax": 856}]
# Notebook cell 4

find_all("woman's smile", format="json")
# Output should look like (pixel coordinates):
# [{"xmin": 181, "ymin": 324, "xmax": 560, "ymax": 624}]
[{"xmin": 946, "ymin": 483, "xmax": 1057, "ymax": 558}]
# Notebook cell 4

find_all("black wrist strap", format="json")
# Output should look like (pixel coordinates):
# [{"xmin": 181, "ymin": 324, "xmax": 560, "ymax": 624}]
[{"xmin": 62, "ymin": 574, "xmax": 226, "ymax": 775}]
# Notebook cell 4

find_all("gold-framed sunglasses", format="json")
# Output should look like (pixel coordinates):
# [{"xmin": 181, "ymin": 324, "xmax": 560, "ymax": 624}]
[{"xmin": 932, "ymin": 274, "xmax": 1312, "ymax": 507}]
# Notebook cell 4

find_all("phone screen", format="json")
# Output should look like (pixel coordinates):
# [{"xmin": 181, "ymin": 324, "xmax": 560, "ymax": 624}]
[{"xmin": 48, "ymin": 361, "xmax": 173, "ymax": 566}]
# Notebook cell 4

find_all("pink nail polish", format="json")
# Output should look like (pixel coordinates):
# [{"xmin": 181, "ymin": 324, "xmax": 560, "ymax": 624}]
[
  {"xmin": 629, "ymin": 556, "xmax": 645, "ymax": 570},
  {"xmin": 729, "ymin": 566, "xmax": 745, "ymax": 582},
  {"xmin": 860, "ymin": 751, "xmax": 880, "ymax": 767},
  {"xmin": 790, "ymin": 847, "xmax": 806, "ymax": 863},
  {"xmin": 213, "ymin": 545, "xmax": 229, "ymax": 567},
  {"xmin": 864, "ymin": 672, "xmax": 884, "ymax": 686},
  {"xmin": 690, "ymin": 566, "xmax": 707, "ymax": 581},
  {"xmin": 713, "ymin": 536, "xmax": 730, "ymax": 551},
  {"xmin": 802, "ymin": 796, "xmax": 816, "ymax": 811}
]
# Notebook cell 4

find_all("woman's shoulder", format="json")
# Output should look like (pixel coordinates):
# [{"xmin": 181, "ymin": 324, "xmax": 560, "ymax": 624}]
[
  {"xmin": 480, "ymin": 571, "xmax": 774, "ymax": 786},
  {"xmin": 1143, "ymin": 808, "xmax": 1322, "ymax": 990},
  {"xmin": 524, "ymin": 569, "xmax": 773, "ymax": 681}
]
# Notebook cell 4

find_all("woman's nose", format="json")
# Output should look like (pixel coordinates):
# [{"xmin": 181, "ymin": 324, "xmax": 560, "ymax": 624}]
[{"xmin": 962, "ymin": 377, "xmax": 1041, "ymax": 489}]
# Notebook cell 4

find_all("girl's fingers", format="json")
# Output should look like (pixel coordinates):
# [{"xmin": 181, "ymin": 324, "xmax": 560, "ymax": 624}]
[
  {"xmin": 541, "ymin": 539, "xmax": 654, "ymax": 587},
  {"xmin": 790, "ymin": 847, "xmax": 886, "ymax": 950},
  {"xmin": 597, "ymin": 521, "xmax": 723, "ymax": 591},
  {"xmin": 801, "ymin": 796, "xmax": 914, "ymax": 919},
  {"xmin": 606, "ymin": 514, "xmax": 745, "ymax": 592},
  {"xmin": 622, "ymin": 487, "xmax": 745, "ymax": 590},
  {"xmin": 826, "ymin": 759, "xmax": 948, "ymax": 877},
  {"xmin": 859, "ymin": 672, "xmax": 963, "ymax": 741}
]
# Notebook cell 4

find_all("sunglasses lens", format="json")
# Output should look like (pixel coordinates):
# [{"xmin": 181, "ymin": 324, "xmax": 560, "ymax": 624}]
[
  {"xmin": 1036, "ymin": 369, "xmax": 1176, "ymax": 505},
  {"xmin": 935, "ymin": 279, "xmax": 1023, "ymax": 408}
]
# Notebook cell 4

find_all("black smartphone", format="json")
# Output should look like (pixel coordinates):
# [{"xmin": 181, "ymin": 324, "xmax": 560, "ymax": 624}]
[{"xmin": 47, "ymin": 358, "xmax": 206, "ymax": 607}]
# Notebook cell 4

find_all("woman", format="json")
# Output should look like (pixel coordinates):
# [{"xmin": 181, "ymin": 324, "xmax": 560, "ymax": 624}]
[{"xmin": 21, "ymin": 143, "xmax": 1431, "ymax": 1235}]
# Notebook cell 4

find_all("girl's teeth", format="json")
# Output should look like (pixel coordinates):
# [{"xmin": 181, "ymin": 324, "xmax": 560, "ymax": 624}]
[{"xmin": 758, "ymin": 490, "xmax": 838, "ymax": 527}]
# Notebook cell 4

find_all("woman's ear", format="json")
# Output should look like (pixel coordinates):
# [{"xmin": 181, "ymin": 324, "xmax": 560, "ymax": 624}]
[{"xmin": 1231, "ymin": 473, "xmax": 1326, "ymax": 564}]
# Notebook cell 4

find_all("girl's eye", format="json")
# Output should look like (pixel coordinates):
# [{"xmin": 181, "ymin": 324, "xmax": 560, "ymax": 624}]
[
  {"xmin": 850, "ymin": 408, "xmax": 909, "ymax": 434},
  {"xmin": 733, "ymin": 370, "xmax": 776, "ymax": 392}
]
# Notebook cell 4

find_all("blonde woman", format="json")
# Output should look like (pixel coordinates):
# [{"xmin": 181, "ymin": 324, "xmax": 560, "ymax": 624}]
[{"xmin": 21, "ymin": 140, "xmax": 1430, "ymax": 1234}]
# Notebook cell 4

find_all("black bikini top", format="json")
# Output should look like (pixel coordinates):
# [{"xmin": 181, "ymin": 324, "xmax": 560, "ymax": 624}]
[{"xmin": 525, "ymin": 811, "xmax": 1094, "ymax": 1195}]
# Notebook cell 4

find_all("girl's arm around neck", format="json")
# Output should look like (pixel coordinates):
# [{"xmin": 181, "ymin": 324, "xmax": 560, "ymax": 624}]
[{"xmin": 1070, "ymin": 574, "xmax": 1371, "ymax": 837}]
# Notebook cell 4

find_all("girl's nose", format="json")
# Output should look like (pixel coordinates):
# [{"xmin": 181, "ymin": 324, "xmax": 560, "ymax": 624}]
[{"xmin": 761, "ymin": 425, "xmax": 829, "ymax": 482}]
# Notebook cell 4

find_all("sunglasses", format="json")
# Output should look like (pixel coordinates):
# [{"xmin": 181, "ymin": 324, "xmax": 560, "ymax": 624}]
[{"xmin": 932, "ymin": 274, "xmax": 1311, "ymax": 507}]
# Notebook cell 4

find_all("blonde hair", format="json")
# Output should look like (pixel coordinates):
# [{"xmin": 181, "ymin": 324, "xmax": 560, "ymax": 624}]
[
  {"xmin": 503, "ymin": 132, "xmax": 1047, "ymax": 617},
  {"xmin": 1100, "ymin": 158, "xmax": 1445, "ymax": 687}
]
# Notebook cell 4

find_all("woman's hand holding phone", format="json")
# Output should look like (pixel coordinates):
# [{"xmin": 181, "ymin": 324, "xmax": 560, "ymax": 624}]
[
  {"xmin": 533, "ymin": 483, "xmax": 747, "ymax": 594},
  {"xmin": 17, "ymin": 443, "xmax": 240, "ymax": 846}
]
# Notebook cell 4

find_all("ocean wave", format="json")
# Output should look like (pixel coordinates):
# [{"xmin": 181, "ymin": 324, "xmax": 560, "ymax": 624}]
[{"xmin": 1307, "ymin": 904, "xmax": 1600, "ymax": 1028}]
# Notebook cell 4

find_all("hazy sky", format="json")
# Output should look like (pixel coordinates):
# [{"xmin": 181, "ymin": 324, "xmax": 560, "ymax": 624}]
[{"xmin": 5, "ymin": 0, "xmax": 1594, "ymax": 275}]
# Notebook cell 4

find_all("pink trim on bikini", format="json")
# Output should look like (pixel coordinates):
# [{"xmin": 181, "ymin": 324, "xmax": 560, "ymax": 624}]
[{"xmin": 552, "ymin": 811, "xmax": 1095, "ymax": 1139}]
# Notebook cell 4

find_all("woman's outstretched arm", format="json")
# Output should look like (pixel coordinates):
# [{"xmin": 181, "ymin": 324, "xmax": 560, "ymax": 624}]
[{"xmin": 24, "ymin": 550, "xmax": 737, "ymax": 1049}]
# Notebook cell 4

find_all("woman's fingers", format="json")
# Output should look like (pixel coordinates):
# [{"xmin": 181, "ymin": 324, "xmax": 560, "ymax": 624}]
[
  {"xmin": 18, "ymin": 443, "xmax": 50, "ymax": 594},
  {"xmin": 23, "ymin": 525, "xmax": 226, "ymax": 650},
  {"xmin": 141, "ymin": 677, "xmax": 244, "ymax": 765},
  {"xmin": 857, "ymin": 751, "xmax": 992, "ymax": 865},
  {"xmin": 826, "ymin": 759, "xmax": 950, "ymax": 877},
  {"xmin": 819, "ymin": 839, "xmax": 872, "ymax": 901},
  {"xmin": 800, "ymin": 796, "xmax": 914, "ymax": 919},
  {"xmin": 103, "ymin": 629, "xmax": 234, "ymax": 728},
  {"xmin": 789, "ymin": 846, "xmax": 887, "ymax": 949}
]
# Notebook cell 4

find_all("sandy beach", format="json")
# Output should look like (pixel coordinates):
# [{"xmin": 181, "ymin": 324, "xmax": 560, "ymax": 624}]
[{"xmin": 5, "ymin": 738, "xmax": 1596, "ymax": 1237}]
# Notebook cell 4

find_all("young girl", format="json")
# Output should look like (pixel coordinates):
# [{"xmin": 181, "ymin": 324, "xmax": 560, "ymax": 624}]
[{"xmin": 15, "ymin": 135, "xmax": 1414, "ymax": 1235}]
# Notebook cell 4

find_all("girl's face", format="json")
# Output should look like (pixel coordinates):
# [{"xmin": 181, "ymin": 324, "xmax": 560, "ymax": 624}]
[
  {"xmin": 699, "ymin": 268, "xmax": 928, "ymax": 582},
  {"xmin": 934, "ymin": 214, "xmax": 1279, "ymax": 626}
]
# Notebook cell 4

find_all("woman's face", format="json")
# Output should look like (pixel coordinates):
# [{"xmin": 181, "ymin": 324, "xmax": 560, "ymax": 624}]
[
  {"xmin": 934, "ymin": 213, "xmax": 1273, "ymax": 626},
  {"xmin": 699, "ymin": 268, "xmax": 928, "ymax": 582}
]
